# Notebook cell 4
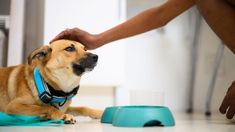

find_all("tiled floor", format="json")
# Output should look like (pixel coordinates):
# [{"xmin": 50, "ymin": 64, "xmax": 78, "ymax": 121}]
[{"xmin": 0, "ymin": 113, "xmax": 234, "ymax": 132}]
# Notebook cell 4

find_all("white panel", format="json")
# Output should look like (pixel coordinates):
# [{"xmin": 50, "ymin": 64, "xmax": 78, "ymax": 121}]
[{"xmin": 7, "ymin": 0, "xmax": 25, "ymax": 66}]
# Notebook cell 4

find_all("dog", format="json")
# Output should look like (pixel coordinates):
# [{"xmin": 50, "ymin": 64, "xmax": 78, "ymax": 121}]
[{"xmin": 0, "ymin": 39, "xmax": 103, "ymax": 124}]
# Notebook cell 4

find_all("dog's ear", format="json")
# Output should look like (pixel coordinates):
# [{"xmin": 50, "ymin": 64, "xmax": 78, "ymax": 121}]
[{"xmin": 28, "ymin": 45, "xmax": 52, "ymax": 65}]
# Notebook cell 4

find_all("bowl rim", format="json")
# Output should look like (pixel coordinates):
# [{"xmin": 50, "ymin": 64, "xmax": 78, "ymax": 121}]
[{"xmin": 105, "ymin": 105, "xmax": 168, "ymax": 110}]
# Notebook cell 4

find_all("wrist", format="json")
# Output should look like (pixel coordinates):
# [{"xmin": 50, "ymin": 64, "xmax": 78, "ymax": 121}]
[{"xmin": 94, "ymin": 33, "xmax": 106, "ymax": 47}]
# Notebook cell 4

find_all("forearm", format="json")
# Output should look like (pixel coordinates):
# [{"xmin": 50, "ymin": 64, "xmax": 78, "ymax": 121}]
[
  {"xmin": 97, "ymin": 7, "xmax": 168, "ymax": 45},
  {"xmin": 96, "ymin": 0, "xmax": 195, "ymax": 45}
]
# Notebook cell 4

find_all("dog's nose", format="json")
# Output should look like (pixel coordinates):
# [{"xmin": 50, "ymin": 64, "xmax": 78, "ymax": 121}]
[
  {"xmin": 92, "ymin": 54, "xmax": 98, "ymax": 62},
  {"xmin": 89, "ymin": 54, "xmax": 98, "ymax": 62}
]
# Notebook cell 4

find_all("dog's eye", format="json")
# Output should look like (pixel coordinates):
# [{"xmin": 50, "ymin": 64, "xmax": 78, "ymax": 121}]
[{"xmin": 64, "ymin": 45, "xmax": 76, "ymax": 52}]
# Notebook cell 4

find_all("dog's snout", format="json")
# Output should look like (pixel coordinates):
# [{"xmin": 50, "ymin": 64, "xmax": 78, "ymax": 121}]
[
  {"xmin": 87, "ymin": 53, "xmax": 98, "ymax": 62},
  {"xmin": 72, "ymin": 53, "xmax": 98, "ymax": 76},
  {"xmin": 91, "ymin": 54, "xmax": 98, "ymax": 62}
]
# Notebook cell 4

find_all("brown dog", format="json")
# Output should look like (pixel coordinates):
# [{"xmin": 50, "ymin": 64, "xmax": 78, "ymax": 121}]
[{"xmin": 0, "ymin": 40, "xmax": 103, "ymax": 124}]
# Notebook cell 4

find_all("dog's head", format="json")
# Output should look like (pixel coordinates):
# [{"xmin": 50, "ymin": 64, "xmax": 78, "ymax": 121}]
[{"xmin": 28, "ymin": 39, "xmax": 98, "ymax": 92}]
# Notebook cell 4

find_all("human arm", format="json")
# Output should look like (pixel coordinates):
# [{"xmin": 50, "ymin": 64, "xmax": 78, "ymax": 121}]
[
  {"xmin": 51, "ymin": 0, "xmax": 195, "ymax": 49},
  {"xmin": 195, "ymin": 0, "xmax": 235, "ymax": 54}
]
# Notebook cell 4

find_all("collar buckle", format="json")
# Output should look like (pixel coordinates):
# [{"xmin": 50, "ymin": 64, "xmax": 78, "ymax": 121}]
[{"xmin": 39, "ymin": 92, "xmax": 53, "ymax": 104}]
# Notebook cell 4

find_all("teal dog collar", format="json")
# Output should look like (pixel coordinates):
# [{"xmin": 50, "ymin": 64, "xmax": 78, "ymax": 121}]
[{"xmin": 33, "ymin": 66, "xmax": 79, "ymax": 106}]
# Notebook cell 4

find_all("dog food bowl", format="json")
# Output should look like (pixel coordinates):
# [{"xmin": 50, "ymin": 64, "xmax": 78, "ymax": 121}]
[{"xmin": 101, "ymin": 106, "xmax": 175, "ymax": 127}]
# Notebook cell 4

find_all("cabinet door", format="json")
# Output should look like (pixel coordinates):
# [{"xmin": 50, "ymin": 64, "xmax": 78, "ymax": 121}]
[{"xmin": 44, "ymin": 0, "xmax": 125, "ymax": 85}]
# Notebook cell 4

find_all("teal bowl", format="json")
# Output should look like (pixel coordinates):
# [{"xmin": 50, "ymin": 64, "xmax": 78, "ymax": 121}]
[
  {"xmin": 101, "ymin": 106, "xmax": 121, "ymax": 123},
  {"xmin": 101, "ymin": 106, "xmax": 175, "ymax": 127}
]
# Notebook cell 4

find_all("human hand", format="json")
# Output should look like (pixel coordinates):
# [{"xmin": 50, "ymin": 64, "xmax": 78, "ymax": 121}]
[
  {"xmin": 219, "ymin": 81, "xmax": 235, "ymax": 119},
  {"xmin": 50, "ymin": 28, "xmax": 102, "ymax": 50}
]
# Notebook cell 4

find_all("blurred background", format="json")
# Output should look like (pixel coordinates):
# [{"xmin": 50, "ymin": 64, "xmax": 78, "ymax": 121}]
[{"xmin": 0, "ymin": 0, "xmax": 234, "ymax": 115}]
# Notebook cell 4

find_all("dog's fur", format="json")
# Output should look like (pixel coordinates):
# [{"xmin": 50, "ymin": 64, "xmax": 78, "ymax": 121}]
[{"xmin": 0, "ymin": 40, "xmax": 103, "ymax": 124}]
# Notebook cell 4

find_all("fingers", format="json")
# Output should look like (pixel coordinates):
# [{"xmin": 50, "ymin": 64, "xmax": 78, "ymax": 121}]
[
  {"xmin": 226, "ymin": 103, "xmax": 235, "ymax": 119},
  {"xmin": 219, "ymin": 94, "xmax": 231, "ymax": 114},
  {"xmin": 50, "ymin": 29, "xmax": 71, "ymax": 43},
  {"xmin": 219, "ymin": 82, "xmax": 235, "ymax": 114},
  {"xmin": 219, "ymin": 81, "xmax": 235, "ymax": 119},
  {"xmin": 49, "ymin": 27, "xmax": 99, "ymax": 49}
]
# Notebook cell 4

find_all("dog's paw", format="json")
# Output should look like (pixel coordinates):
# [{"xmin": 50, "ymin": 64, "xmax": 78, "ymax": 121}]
[
  {"xmin": 89, "ymin": 110, "xmax": 104, "ymax": 119},
  {"xmin": 64, "ymin": 114, "xmax": 76, "ymax": 124}
]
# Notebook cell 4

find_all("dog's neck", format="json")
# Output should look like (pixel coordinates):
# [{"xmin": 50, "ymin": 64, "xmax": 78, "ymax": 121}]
[
  {"xmin": 43, "ymin": 65, "xmax": 81, "ymax": 92},
  {"xmin": 33, "ymin": 66, "xmax": 79, "ymax": 106}
]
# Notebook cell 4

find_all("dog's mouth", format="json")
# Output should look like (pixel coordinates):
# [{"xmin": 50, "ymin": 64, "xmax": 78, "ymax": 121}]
[
  {"xmin": 72, "ymin": 64, "xmax": 85, "ymax": 76},
  {"xmin": 72, "ymin": 53, "xmax": 98, "ymax": 76}
]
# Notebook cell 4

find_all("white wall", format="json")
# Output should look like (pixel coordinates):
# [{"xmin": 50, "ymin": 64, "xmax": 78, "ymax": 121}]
[
  {"xmin": 7, "ymin": 0, "xmax": 25, "ymax": 66},
  {"xmin": 122, "ymin": 0, "xmax": 192, "ymax": 111}
]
